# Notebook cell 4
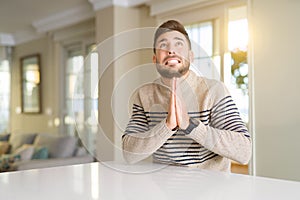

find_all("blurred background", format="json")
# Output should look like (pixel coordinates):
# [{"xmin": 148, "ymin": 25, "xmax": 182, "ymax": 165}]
[{"xmin": 0, "ymin": 0, "xmax": 299, "ymax": 181}]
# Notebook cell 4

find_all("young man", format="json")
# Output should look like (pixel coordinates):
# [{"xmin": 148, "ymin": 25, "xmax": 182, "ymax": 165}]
[{"xmin": 122, "ymin": 20, "xmax": 252, "ymax": 172}]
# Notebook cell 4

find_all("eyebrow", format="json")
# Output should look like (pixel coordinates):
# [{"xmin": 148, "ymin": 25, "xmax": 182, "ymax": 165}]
[
  {"xmin": 157, "ymin": 38, "xmax": 167, "ymax": 44},
  {"xmin": 157, "ymin": 37, "xmax": 185, "ymax": 44},
  {"xmin": 174, "ymin": 37, "xmax": 185, "ymax": 42}
]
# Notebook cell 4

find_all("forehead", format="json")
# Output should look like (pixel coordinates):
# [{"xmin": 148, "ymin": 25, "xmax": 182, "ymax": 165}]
[{"xmin": 156, "ymin": 30, "xmax": 187, "ymax": 43}]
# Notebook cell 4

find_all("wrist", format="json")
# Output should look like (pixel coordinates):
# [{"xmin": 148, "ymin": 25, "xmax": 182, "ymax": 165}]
[
  {"xmin": 166, "ymin": 119, "xmax": 179, "ymax": 131},
  {"xmin": 171, "ymin": 125, "xmax": 179, "ymax": 131},
  {"xmin": 182, "ymin": 118, "xmax": 199, "ymax": 134}
]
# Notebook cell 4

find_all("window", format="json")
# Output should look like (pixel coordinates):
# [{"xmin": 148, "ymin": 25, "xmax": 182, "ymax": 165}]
[
  {"xmin": 224, "ymin": 6, "xmax": 249, "ymax": 123},
  {"xmin": 64, "ymin": 43, "xmax": 98, "ymax": 153},
  {"xmin": 65, "ymin": 49, "xmax": 84, "ymax": 136},
  {"xmin": 185, "ymin": 21, "xmax": 220, "ymax": 80},
  {"xmin": 0, "ymin": 47, "xmax": 11, "ymax": 133},
  {"xmin": 184, "ymin": 5, "xmax": 249, "ymax": 123}
]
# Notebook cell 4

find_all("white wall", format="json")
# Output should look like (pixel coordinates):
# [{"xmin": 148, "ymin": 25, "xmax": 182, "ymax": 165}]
[
  {"xmin": 11, "ymin": 37, "xmax": 59, "ymax": 134},
  {"xmin": 10, "ymin": 19, "xmax": 96, "ymax": 137},
  {"xmin": 250, "ymin": 0, "xmax": 300, "ymax": 181},
  {"xmin": 95, "ymin": 6, "xmax": 157, "ymax": 162}
]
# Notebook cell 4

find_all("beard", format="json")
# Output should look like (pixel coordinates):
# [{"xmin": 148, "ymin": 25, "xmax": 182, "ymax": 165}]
[{"xmin": 155, "ymin": 59, "xmax": 190, "ymax": 79}]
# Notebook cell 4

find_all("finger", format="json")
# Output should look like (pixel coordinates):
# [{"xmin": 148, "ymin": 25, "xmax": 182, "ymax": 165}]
[
  {"xmin": 166, "ymin": 78, "xmax": 178, "ymax": 130},
  {"xmin": 175, "ymin": 85, "xmax": 190, "ymax": 129}
]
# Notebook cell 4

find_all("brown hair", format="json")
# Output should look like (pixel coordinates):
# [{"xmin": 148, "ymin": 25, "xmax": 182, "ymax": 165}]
[{"xmin": 153, "ymin": 20, "xmax": 191, "ymax": 53}]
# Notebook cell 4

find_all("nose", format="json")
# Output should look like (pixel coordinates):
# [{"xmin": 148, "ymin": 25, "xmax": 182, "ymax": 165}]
[
  {"xmin": 166, "ymin": 43, "xmax": 176, "ymax": 55},
  {"xmin": 168, "ymin": 50, "xmax": 176, "ymax": 55}
]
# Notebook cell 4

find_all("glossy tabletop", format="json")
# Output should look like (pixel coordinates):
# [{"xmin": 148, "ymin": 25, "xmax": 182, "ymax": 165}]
[{"xmin": 0, "ymin": 161, "xmax": 299, "ymax": 200}]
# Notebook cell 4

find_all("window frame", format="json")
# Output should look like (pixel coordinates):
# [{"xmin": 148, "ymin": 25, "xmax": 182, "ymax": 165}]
[{"xmin": 60, "ymin": 37, "xmax": 98, "ymax": 153}]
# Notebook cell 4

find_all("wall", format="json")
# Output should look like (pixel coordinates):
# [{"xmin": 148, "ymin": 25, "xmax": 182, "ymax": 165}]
[
  {"xmin": 8, "ymin": 6, "xmax": 156, "ymax": 161},
  {"xmin": 113, "ymin": 6, "xmax": 158, "ymax": 162},
  {"xmin": 250, "ymin": 0, "xmax": 300, "ymax": 181},
  {"xmin": 10, "ymin": 37, "xmax": 59, "ymax": 134},
  {"xmin": 10, "ymin": 19, "xmax": 94, "ymax": 136},
  {"xmin": 95, "ymin": 5, "xmax": 156, "ymax": 162}
]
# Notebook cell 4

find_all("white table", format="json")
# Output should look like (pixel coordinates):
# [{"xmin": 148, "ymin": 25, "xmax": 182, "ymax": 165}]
[{"xmin": 0, "ymin": 161, "xmax": 299, "ymax": 200}]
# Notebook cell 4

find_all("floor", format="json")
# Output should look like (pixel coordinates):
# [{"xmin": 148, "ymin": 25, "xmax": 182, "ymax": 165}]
[{"xmin": 231, "ymin": 162, "xmax": 249, "ymax": 175}]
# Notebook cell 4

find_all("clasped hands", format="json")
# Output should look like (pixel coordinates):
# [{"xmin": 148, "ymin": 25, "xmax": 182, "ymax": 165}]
[{"xmin": 166, "ymin": 78, "xmax": 190, "ymax": 131}]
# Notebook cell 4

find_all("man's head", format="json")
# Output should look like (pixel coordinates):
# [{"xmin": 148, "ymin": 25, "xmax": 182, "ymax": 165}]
[{"xmin": 153, "ymin": 20, "xmax": 193, "ymax": 79}]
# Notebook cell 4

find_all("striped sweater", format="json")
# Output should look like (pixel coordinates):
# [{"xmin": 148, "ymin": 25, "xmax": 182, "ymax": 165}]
[{"xmin": 122, "ymin": 71, "xmax": 252, "ymax": 172}]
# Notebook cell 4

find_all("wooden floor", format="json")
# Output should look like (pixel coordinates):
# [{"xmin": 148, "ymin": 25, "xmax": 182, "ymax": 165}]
[{"xmin": 231, "ymin": 162, "xmax": 249, "ymax": 175}]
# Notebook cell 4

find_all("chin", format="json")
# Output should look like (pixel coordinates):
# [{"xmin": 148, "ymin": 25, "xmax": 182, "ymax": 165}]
[
  {"xmin": 157, "ymin": 69, "xmax": 183, "ymax": 78},
  {"xmin": 156, "ymin": 63, "xmax": 189, "ymax": 78}
]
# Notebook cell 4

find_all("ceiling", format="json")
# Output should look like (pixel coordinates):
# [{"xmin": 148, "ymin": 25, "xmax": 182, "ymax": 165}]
[
  {"xmin": 0, "ymin": 0, "xmax": 215, "ymax": 46},
  {"xmin": 0, "ymin": 0, "xmax": 89, "ymax": 33},
  {"xmin": 0, "ymin": 0, "xmax": 154, "ymax": 45}
]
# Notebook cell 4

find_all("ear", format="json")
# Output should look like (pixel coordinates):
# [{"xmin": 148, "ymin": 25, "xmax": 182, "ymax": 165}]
[
  {"xmin": 152, "ymin": 54, "xmax": 157, "ymax": 64},
  {"xmin": 189, "ymin": 50, "xmax": 194, "ymax": 62}
]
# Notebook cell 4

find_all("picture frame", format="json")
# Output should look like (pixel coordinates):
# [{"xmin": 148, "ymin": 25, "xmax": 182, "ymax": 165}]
[{"xmin": 20, "ymin": 54, "xmax": 41, "ymax": 114}]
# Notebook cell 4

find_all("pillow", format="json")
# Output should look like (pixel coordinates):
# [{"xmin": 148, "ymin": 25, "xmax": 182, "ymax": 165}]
[
  {"xmin": 0, "ymin": 133, "xmax": 10, "ymax": 141},
  {"xmin": 34, "ymin": 134, "xmax": 78, "ymax": 158},
  {"xmin": 14, "ymin": 144, "xmax": 35, "ymax": 161},
  {"xmin": 74, "ymin": 146, "xmax": 88, "ymax": 157},
  {"xmin": 32, "ymin": 146, "xmax": 48, "ymax": 159},
  {"xmin": 0, "ymin": 154, "xmax": 21, "ymax": 172},
  {"xmin": 0, "ymin": 141, "xmax": 10, "ymax": 155},
  {"xmin": 9, "ymin": 133, "xmax": 37, "ymax": 153}
]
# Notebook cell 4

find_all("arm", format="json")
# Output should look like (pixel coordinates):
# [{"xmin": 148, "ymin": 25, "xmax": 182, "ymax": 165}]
[
  {"xmin": 122, "ymin": 100, "xmax": 174, "ymax": 164},
  {"xmin": 123, "ymin": 80, "xmax": 182, "ymax": 164},
  {"xmin": 185, "ymin": 94, "xmax": 252, "ymax": 165}
]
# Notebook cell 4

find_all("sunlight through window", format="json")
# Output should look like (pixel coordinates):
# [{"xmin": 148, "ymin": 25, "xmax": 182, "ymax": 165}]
[{"xmin": 226, "ymin": 6, "xmax": 249, "ymax": 123}]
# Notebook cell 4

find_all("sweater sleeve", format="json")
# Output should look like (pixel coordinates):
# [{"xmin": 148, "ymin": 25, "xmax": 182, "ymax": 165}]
[
  {"xmin": 186, "ymin": 82, "xmax": 252, "ymax": 165},
  {"xmin": 122, "ymin": 93, "xmax": 174, "ymax": 164}
]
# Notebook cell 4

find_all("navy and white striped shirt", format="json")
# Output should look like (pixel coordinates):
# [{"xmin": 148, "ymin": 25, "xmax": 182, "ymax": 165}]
[{"xmin": 123, "ymin": 71, "xmax": 251, "ymax": 171}]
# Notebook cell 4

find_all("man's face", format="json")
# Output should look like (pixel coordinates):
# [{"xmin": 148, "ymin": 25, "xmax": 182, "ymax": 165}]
[{"xmin": 153, "ymin": 31, "xmax": 193, "ymax": 78}]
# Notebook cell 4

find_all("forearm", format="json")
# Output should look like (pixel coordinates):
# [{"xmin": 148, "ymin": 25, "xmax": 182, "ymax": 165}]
[
  {"xmin": 122, "ymin": 120, "xmax": 174, "ymax": 164},
  {"xmin": 186, "ymin": 122, "xmax": 252, "ymax": 164}
]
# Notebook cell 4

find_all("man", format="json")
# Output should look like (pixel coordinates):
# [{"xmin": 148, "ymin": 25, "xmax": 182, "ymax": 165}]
[{"xmin": 122, "ymin": 20, "xmax": 251, "ymax": 172}]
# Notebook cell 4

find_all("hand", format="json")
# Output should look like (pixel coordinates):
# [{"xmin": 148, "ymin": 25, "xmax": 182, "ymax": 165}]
[
  {"xmin": 175, "ymin": 88, "xmax": 190, "ymax": 129},
  {"xmin": 166, "ymin": 78, "xmax": 190, "ymax": 130},
  {"xmin": 166, "ymin": 78, "xmax": 178, "ymax": 130}
]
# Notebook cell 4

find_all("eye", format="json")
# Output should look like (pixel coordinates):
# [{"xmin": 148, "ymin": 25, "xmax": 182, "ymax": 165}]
[
  {"xmin": 175, "ymin": 41, "xmax": 184, "ymax": 47},
  {"xmin": 159, "ymin": 42, "xmax": 167, "ymax": 49}
]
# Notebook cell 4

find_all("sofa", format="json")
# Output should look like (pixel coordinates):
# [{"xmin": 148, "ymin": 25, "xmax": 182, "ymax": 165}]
[{"xmin": 0, "ymin": 132, "xmax": 94, "ymax": 172}]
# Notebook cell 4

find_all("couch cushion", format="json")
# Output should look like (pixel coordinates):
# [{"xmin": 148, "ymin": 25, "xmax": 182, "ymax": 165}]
[
  {"xmin": 74, "ymin": 146, "xmax": 88, "ymax": 157},
  {"xmin": 34, "ymin": 134, "xmax": 78, "ymax": 158},
  {"xmin": 14, "ymin": 144, "xmax": 35, "ymax": 161},
  {"xmin": 9, "ymin": 133, "xmax": 37, "ymax": 153},
  {"xmin": 0, "ymin": 133, "xmax": 10, "ymax": 141},
  {"xmin": 32, "ymin": 146, "xmax": 49, "ymax": 160},
  {"xmin": 0, "ymin": 154, "xmax": 21, "ymax": 172},
  {"xmin": 0, "ymin": 141, "xmax": 10, "ymax": 155}
]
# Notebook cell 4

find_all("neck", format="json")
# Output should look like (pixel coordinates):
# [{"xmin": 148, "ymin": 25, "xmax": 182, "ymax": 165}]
[{"xmin": 161, "ymin": 70, "xmax": 190, "ymax": 87}]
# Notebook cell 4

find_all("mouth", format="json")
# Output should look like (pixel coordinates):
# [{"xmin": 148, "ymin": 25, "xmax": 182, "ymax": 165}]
[{"xmin": 164, "ymin": 58, "xmax": 181, "ymax": 66}]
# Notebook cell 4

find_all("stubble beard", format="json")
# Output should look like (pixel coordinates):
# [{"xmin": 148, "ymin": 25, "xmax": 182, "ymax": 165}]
[{"xmin": 156, "ymin": 60, "xmax": 190, "ymax": 79}]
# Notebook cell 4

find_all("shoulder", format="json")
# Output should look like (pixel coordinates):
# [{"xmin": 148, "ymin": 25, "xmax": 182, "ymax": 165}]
[
  {"xmin": 189, "ymin": 72, "xmax": 230, "ymax": 105},
  {"xmin": 130, "ymin": 82, "xmax": 169, "ymax": 106},
  {"xmin": 187, "ymin": 70, "xmax": 221, "ymax": 88},
  {"xmin": 189, "ymin": 71, "xmax": 228, "ymax": 94},
  {"xmin": 203, "ymin": 78, "xmax": 227, "ymax": 93},
  {"xmin": 135, "ymin": 82, "xmax": 168, "ymax": 96}
]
